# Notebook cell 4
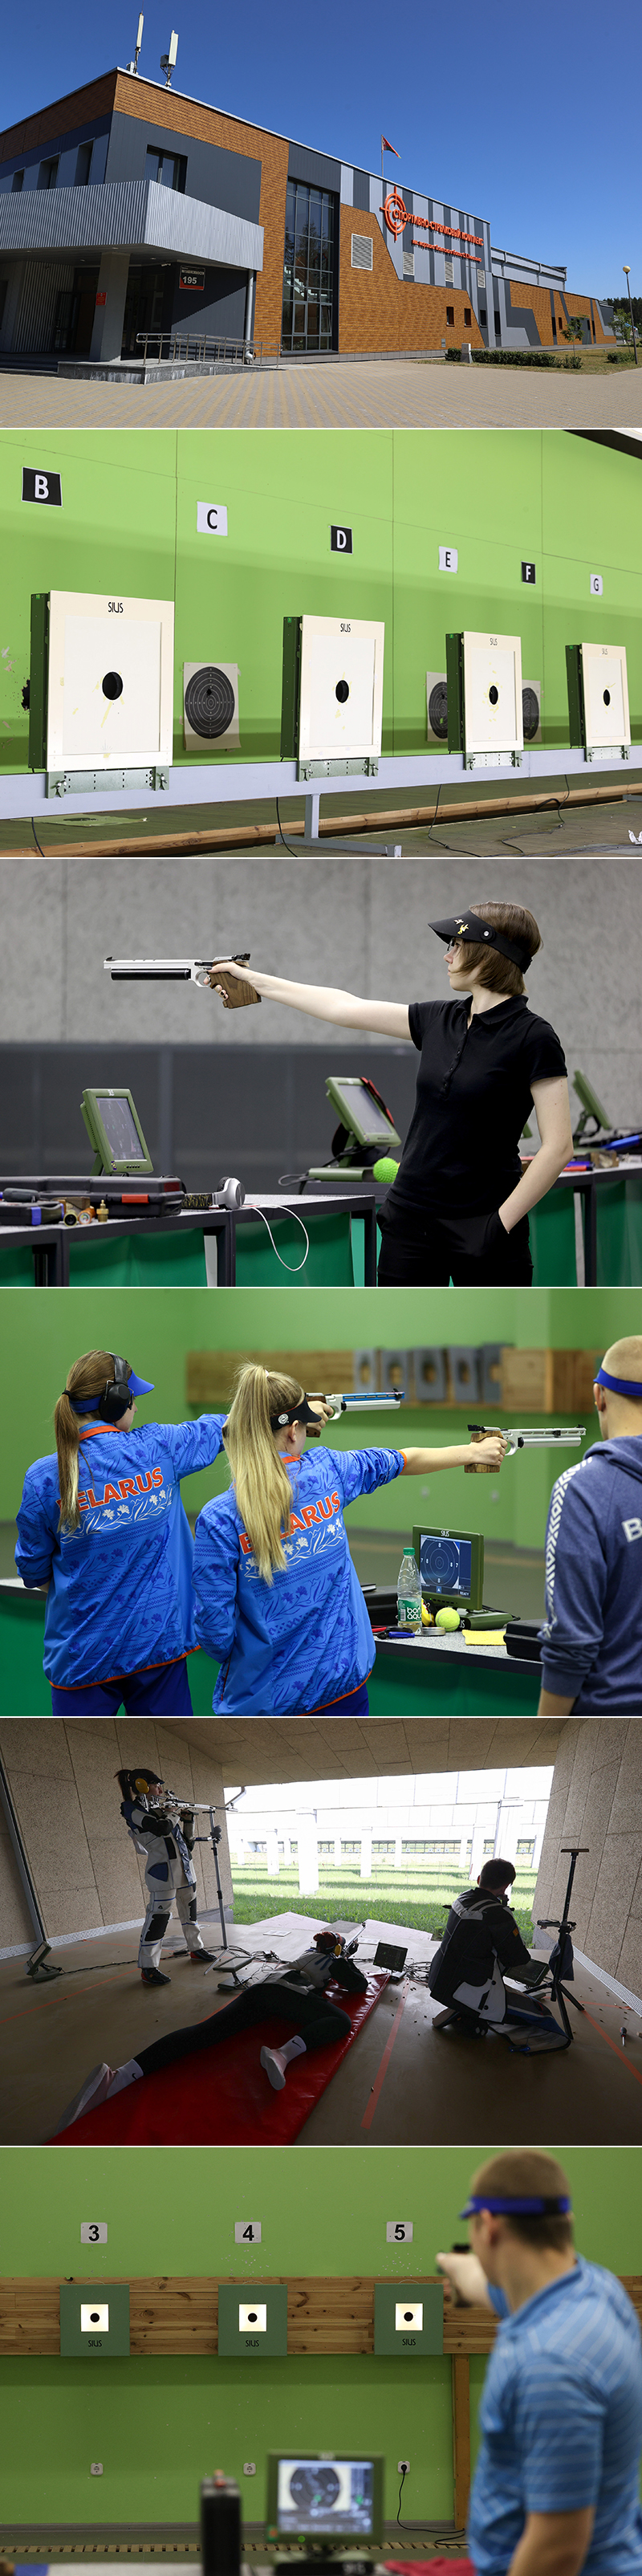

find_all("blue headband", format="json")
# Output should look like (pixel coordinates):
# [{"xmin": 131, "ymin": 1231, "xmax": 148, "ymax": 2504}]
[
  {"xmin": 595, "ymin": 1367, "xmax": 642, "ymax": 1401},
  {"xmin": 460, "ymin": 2196, "xmax": 571, "ymax": 2217}
]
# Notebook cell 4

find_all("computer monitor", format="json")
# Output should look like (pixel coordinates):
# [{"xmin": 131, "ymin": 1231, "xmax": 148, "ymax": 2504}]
[
  {"xmin": 79, "ymin": 1086, "xmax": 153, "ymax": 1176},
  {"xmin": 412, "ymin": 1524, "xmax": 484, "ymax": 1613},
  {"xmin": 266, "ymin": 2455, "xmax": 384, "ymax": 2549},
  {"xmin": 326, "ymin": 1076, "xmax": 401, "ymax": 1154}
]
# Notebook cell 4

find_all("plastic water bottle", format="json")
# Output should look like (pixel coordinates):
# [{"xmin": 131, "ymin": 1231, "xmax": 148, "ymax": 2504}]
[{"xmin": 396, "ymin": 1546, "xmax": 422, "ymax": 1629}]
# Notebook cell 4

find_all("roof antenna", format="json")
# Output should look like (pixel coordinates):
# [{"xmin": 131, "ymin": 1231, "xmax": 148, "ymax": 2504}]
[
  {"xmin": 160, "ymin": 30, "xmax": 178, "ymax": 85},
  {"xmin": 126, "ymin": 13, "xmax": 144, "ymax": 72}
]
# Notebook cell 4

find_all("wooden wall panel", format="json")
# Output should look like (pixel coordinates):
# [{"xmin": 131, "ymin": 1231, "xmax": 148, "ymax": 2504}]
[{"xmin": 1, "ymin": 2277, "xmax": 638, "ymax": 2358}]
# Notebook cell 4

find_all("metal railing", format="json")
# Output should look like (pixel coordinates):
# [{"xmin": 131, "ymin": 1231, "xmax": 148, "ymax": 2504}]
[{"xmin": 135, "ymin": 328, "xmax": 280, "ymax": 368}]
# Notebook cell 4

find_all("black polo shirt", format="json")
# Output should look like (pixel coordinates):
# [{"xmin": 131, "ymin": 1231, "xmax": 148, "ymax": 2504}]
[{"xmin": 388, "ymin": 995, "xmax": 567, "ymax": 1219}]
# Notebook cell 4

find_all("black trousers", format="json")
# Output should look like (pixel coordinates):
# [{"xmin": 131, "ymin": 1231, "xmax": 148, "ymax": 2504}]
[
  {"xmin": 133, "ymin": 1980, "xmax": 352, "ymax": 2077},
  {"xmin": 377, "ymin": 1203, "xmax": 533, "ymax": 1287}
]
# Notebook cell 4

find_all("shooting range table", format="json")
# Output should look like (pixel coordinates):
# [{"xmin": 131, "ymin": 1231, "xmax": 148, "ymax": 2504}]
[
  {"xmin": 0, "ymin": 1189, "xmax": 377, "ymax": 1288},
  {"xmin": 310, "ymin": 1166, "xmax": 642, "ymax": 1286},
  {"xmin": 369, "ymin": 1630, "xmax": 542, "ymax": 1715},
  {"xmin": 1, "ymin": 1580, "xmax": 539, "ymax": 1718}
]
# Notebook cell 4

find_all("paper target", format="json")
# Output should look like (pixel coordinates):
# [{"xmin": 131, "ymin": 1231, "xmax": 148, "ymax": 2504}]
[
  {"xmin": 419, "ymin": 1535, "xmax": 462, "ymax": 1589},
  {"xmin": 428, "ymin": 679, "xmax": 449, "ymax": 739},
  {"xmin": 522, "ymin": 684, "xmax": 539, "ymax": 741},
  {"xmin": 185, "ymin": 666, "xmax": 236, "ymax": 739},
  {"xmin": 183, "ymin": 661, "xmax": 240, "ymax": 750}
]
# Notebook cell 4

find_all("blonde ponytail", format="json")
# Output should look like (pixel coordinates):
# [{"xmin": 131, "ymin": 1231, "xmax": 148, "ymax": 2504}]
[
  {"xmin": 223, "ymin": 1362, "xmax": 307, "ymax": 1582},
  {"xmin": 54, "ymin": 1349, "xmax": 127, "ymax": 1532}
]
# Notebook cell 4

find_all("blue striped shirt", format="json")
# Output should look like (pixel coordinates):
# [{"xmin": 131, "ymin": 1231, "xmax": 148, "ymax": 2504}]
[{"xmin": 468, "ymin": 2259, "xmax": 642, "ymax": 2576}]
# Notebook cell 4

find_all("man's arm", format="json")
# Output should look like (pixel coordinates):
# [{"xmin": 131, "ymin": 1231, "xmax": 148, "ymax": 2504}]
[
  {"xmin": 537, "ymin": 1688, "xmax": 576, "ymax": 1715},
  {"xmin": 435, "ymin": 2251, "xmax": 494, "ymax": 2309},
  {"xmin": 508, "ymin": 2509, "xmax": 594, "ymax": 2576}
]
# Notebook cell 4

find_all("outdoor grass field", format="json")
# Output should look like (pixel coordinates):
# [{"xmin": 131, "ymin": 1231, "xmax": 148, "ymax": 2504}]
[{"xmin": 230, "ymin": 1862, "xmax": 538, "ymax": 1942}]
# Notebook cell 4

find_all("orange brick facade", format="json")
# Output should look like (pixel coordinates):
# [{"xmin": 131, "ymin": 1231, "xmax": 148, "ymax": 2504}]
[
  {"xmin": 110, "ymin": 75, "xmax": 290, "ymax": 349},
  {"xmin": 339, "ymin": 207, "xmax": 485, "ymax": 352}
]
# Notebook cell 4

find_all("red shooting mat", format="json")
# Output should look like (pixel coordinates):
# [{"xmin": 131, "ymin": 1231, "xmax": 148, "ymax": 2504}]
[
  {"xmin": 49, "ymin": 1972, "xmax": 390, "ymax": 2147},
  {"xmin": 385, "ymin": 2563, "xmax": 473, "ymax": 2574}
]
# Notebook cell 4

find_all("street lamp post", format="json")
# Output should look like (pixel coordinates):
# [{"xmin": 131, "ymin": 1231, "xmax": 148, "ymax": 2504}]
[{"xmin": 623, "ymin": 266, "xmax": 638, "ymax": 364}]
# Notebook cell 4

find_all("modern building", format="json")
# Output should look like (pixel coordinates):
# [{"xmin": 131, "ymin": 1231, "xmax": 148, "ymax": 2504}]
[{"xmin": 0, "ymin": 65, "xmax": 616, "ymax": 367}]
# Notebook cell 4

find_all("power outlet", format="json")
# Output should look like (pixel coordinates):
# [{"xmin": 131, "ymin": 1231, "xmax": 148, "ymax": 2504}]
[
  {"xmin": 243, "ymin": 2464, "xmax": 257, "ymax": 2476},
  {"xmin": 398, "ymin": 2460, "xmax": 410, "ymax": 2475},
  {"xmin": 90, "ymin": 2464, "xmax": 104, "ymax": 2477}
]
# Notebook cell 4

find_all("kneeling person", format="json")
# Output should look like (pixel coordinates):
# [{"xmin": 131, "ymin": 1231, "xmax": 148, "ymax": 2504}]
[{"xmin": 428, "ymin": 1858, "xmax": 544, "ymax": 2025}]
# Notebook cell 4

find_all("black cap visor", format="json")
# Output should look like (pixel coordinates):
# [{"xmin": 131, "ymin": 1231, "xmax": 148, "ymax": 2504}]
[{"xmin": 430, "ymin": 912, "xmax": 531, "ymax": 971}]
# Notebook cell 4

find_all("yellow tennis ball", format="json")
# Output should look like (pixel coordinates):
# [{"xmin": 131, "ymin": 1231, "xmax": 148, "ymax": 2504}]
[
  {"xmin": 372, "ymin": 1157, "xmax": 400, "ymax": 1183},
  {"xmin": 435, "ymin": 1605, "xmax": 460, "ymax": 1631}
]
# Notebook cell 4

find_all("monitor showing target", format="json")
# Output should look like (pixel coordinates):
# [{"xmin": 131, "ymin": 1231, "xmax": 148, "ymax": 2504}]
[
  {"xmin": 183, "ymin": 661, "xmax": 240, "ymax": 750},
  {"xmin": 413, "ymin": 1524, "xmax": 484, "ymax": 1609},
  {"xmin": 267, "ymin": 2454, "xmax": 382, "ymax": 2541}
]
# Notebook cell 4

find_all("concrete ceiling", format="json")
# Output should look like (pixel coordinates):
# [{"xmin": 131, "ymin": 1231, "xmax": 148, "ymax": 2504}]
[{"xmin": 162, "ymin": 1717, "xmax": 565, "ymax": 1784}]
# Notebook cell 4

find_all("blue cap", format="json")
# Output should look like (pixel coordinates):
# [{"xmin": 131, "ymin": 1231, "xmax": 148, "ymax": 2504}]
[{"xmin": 127, "ymin": 1371, "xmax": 154, "ymax": 1398}]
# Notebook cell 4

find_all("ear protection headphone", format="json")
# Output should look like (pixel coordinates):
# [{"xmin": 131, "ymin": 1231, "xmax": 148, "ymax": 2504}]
[
  {"xmin": 100, "ymin": 1354, "xmax": 133, "ymax": 1420},
  {"xmin": 213, "ymin": 1177, "xmax": 245, "ymax": 1209}
]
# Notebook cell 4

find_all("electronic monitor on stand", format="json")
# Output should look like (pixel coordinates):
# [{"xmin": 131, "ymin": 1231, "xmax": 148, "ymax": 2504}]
[
  {"xmin": 412, "ymin": 1524, "xmax": 508, "ymax": 1630},
  {"xmin": 265, "ymin": 2453, "xmax": 384, "ymax": 2572},
  {"xmin": 309, "ymin": 1075, "xmax": 401, "ymax": 1181}
]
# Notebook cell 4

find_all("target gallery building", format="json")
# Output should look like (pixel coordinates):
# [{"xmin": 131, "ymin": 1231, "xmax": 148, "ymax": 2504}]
[{"xmin": 0, "ymin": 65, "xmax": 616, "ymax": 365}]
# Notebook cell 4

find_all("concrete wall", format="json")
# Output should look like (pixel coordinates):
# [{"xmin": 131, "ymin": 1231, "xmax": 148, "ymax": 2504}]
[
  {"xmin": 0, "ymin": 1720, "xmax": 233, "ymax": 1947},
  {"xmin": 0, "ymin": 856, "xmax": 640, "ymax": 1134},
  {"xmin": 534, "ymin": 1721, "xmax": 642, "ymax": 1997}
]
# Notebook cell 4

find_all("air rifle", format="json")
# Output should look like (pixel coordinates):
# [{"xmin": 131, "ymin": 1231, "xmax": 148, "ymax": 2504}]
[{"xmin": 465, "ymin": 1422, "xmax": 585, "ymax": 1473}]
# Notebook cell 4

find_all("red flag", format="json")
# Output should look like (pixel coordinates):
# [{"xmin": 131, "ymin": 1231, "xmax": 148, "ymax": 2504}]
[{"xmin": 381, "ymin": 136, "xmax": 400, "ymax": 156}]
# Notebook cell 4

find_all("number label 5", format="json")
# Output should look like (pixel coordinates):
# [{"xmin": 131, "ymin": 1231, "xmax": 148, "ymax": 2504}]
[
  {"xmin": 340, "ymin": 621, "xmax": 351, "ymax": 633},
  {"xmin": 108, "ymin": 600, "xmax": 124, "ymax": 614}
]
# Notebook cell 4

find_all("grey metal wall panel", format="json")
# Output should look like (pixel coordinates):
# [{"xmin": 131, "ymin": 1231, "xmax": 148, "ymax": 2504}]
[
  {"xmin": 0, "ymin": 180, "xmax": 263, "ymax": 271},
  {"xmin": 286, "ymin": 143, "xmax": 341, "ymax": 191},
  {"xmin": 0, "ymin": 115, "xmax": 112, "ymax": 189},
  {"xmin": 14, "ymin": 258, "xmax": 73, "ymax": 352},
  {"xmin": 352, "ymin": 169, "xmax": 370, "ymax": 212},
  {"xmin": 104, "ymin": 110, "xmax": 262, "ymax": 222}
]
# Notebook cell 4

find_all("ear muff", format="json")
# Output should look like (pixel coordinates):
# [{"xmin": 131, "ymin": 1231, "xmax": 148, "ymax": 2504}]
[
  {"xmin": 134, "ymin": 1772, "xmax": 161, "ymax": 1793},
  {"xmin": 100, "ymin": 1354, "xmax": 133, "ymax": 1420}
]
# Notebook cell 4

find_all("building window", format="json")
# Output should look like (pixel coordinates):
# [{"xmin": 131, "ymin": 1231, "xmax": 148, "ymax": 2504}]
[
  {"xmin": 480, "ymin": 305, "xmax": 487, "ymax": 324},
  {"xmin": 318, "ymin": 1841, "xmax": 335, "ymax": 1855},
  {"xmin": 341, "ymin": 1840, "xmax": 360, "ymax": 1857},
  {"xmin": 11, "ymin": 169, "xmax": 24, "ymax": 192},
  {"xmin": 351, "ymin": 234, "xmax": 372, "ymax": 271},
  {"xmin": 483, "ymin": 1840, "xmax": 495, "ymax": 1856},
  {"xmin": 551, "ymin": 314, "xmax": 557, "ymax": 341},
  {"xmin": 38, "ymin": 157, "xmax": 59, "ymax": 189},
  {"xmin": 445, "ymin": 255, "xmax": 454, "ymax": 285},
  {"xmin": 146, "ymin": 146, "xmax": 186, "ymax": 192},
  {"xmin": 401, "ymin": 1839, "xmax": 460, "ymax": 1857},
  {"xmin": 477, "ymin": 267, "xmax": 486, "ymax": 287},
  {"xmin": 464, "ymin": 306, "xmax": 471, "ymax": 324},
  {"xmin": 403, "ymin": 248, "xmax": 415, "ymax": 279},
  {"xmin": 494, "ymin": 311, "xmax": 501, "ymax": 336},
  {"xmin": 75, "ymin": 141, "xmax": 93, "ymax": 185},
  {"xmin": 282, "ymin": 177, "xmax": 335, "ymax": 352},
  {"xmin": 446, "ymin": 305, "xmax": 454, "ymax": 327},
  {"xmin": 516, "ymin": 1839, "xmax": 535, "ymax": 1860},
  {"xmin": 372, "ymin": 1841, "xmax": 396, "ymax": 1858}
]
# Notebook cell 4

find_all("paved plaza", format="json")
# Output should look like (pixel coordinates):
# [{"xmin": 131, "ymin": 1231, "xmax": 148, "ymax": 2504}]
[{"xmin": 1, "ymin": 356, "xmax": 642, "ymax": 430}]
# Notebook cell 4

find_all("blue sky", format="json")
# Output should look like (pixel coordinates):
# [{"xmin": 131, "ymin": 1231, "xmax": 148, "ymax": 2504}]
[{"xmin": 3, "ymin": 0, "xmax": 640, "ymax": 299}]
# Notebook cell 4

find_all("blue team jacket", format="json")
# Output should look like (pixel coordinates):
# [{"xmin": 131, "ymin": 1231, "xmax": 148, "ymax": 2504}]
[
  {"xmin": 538, "ymin": 1438, "xmax": 642, "ymax": 1711},
  {"xmin": 192, "ymin": 1443, "xmax": 406, "ymax": 1714},
  {"xmin": 15, "ymin": 1414, "xmax": 226, "ymax": 1688}
]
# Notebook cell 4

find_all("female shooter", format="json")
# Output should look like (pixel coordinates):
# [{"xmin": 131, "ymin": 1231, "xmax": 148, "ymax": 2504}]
[
  {"xmin": 190, "ymin": 1361, "xmax": 507, "ymax": 1714},
  {"xmin": 209, "ymin": 901, "xmax": 572, "ymax": 1287}
]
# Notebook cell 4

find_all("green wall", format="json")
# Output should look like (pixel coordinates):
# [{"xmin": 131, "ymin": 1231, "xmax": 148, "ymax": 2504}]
[
  {"xmin": 2, "ymin": 429, "xmax": 642, "ymax": 768},
  {"xmin": 2, "ymin": 1283, "xmax": 636, "ymax": 1544},
  {"xmin": 0, "ymin": 2147, "xmax": 640, "ymax": 2528}
]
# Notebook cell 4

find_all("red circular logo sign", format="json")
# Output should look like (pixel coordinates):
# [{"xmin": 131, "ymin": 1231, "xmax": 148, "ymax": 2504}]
[{"xmin": 383, "ymin": 187, "xmax": 408, "ymax": 238}]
